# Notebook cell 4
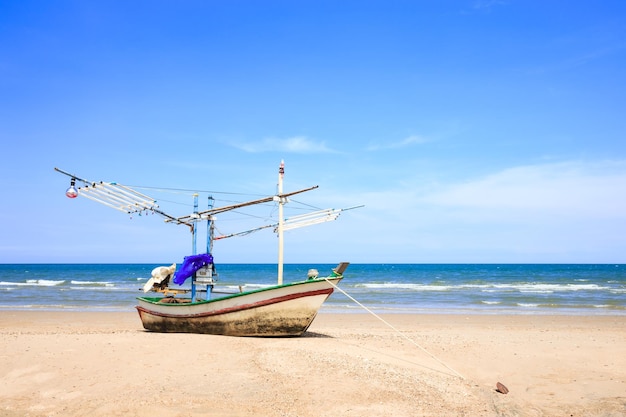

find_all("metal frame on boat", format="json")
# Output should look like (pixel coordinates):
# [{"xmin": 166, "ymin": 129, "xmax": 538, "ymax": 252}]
[{"xmin": 55, "ymin": 162, "xmax": 358, "ymax": 336}]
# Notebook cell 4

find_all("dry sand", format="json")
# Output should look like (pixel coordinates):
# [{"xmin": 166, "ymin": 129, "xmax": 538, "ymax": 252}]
[{"xmin": 0, "ymin": 311, "xmax": 624, "ymax": 417}]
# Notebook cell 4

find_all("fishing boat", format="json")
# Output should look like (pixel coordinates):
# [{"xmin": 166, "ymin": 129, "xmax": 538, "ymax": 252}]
[{"xmin": 55, "ymin": 162, "xmax": 358, "ymax": 336}]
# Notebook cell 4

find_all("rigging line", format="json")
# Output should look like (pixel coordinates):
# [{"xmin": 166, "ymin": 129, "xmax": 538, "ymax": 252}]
[
  {"xmin": 172, "ymin": 185, "xmax": 318, "ymax": 223},
  {"xmin": 323, "ymin": 278, "xmax": 466, "ymax": 380},
  {"xmin": 288, "ymin": 198, "xmax": 323, "ymax": 211},
  {"xmin": 125, "ymin": 184, "xmax": 269, "ymax": 197},
  {"xmin": 150, "ymin": 198, "xmax": 191, "ymax": 207},
  {"xmin": 229, "ymin": 209, "xmax": 273, "ymax": 221},
  {"xmin": 214, "ymin": 223, "xmax": 275, "ymax": 240}
]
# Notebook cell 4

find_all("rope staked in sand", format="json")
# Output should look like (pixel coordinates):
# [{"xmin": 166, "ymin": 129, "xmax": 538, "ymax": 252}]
[{"xmin": 324, "ymin": 277, "xmax": 466, "ymax": 380}]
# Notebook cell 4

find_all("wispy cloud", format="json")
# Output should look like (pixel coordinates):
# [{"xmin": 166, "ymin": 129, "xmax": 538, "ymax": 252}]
[
  {"xmin": 522, "ymin": 42, "xmax": 626, "ymax": 77},
  {"xmin": 231, "ymin": 136, "xmax": 338, "ymax": 153},
  {"xmin": 366, "ymin": 135, "xmax": 430, "ymax": 151},
  {"xmin": 332, "ymin": 159, "xmax": 626, "ymax": 262},
  {"xmin": 421, "ymin": 160, "xmax": 626, "ymax": 217},
  {"xmin": 471, "ymin": 0, "xmax": 509, "ymax": 11}
]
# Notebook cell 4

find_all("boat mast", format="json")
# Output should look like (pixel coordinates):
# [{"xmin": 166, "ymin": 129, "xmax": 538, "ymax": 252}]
[{"xmin": 277, "ymin": 160, "xmax": 285, "ymax": 285}]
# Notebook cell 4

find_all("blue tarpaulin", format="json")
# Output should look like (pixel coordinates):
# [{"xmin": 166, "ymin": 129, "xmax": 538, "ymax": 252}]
[{"xmin": 173, "ymin": 253, "xmax": 214, "ymax": 285}]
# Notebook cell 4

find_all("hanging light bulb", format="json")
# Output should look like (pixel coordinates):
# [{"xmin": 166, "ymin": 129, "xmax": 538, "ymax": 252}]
[{"xmin": 65, "ymin": 178, "xmax": 78, "ymax": 198}]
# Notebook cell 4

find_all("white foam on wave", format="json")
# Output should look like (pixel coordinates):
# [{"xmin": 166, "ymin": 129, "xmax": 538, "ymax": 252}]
[
  {"xmin": 23, "ymin": 279, "xmax": 66, "ymax": 287},
  {"xmin": 359, "ymin": 283, "xmax": 452, "ymax": 291},
  {"xmin": 242, "ymin": 284, "xmax": 272, "ymax": 290},
  {"xmin": 360, "ymin": 282, "xmax": 608, "ymax": 293},
  {"xmin": 70, "ymin": 280, "xmax": 114, "ymax": 287},
  {"xmin": 490, "ymin": 283, "xmax": 607, "ymax": 292},
  {"xmin": 68, "ymin": 286, "xmax": 119, "ymax": 291}
]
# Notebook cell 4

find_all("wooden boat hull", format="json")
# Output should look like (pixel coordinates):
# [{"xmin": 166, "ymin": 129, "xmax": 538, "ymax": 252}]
[{"xmin": 135, "ymin": 277, "xmax": 341, "ymax": 336}]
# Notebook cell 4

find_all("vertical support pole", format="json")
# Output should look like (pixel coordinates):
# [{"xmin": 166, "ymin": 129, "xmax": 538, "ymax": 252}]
[
  {"xmin": 277, "ymin": 160, "xmax": 285, "ymax": 285},
  {"xmin": 191, "ymin": 193, "xmax": 199, "ymax": 301},
  {"xmin": 206, "ymin": 196, "xmax": 214, "ymax": 300},
  {"xmin": 206, "ymin": 196, "xmax": 214, "ymax": 254}
]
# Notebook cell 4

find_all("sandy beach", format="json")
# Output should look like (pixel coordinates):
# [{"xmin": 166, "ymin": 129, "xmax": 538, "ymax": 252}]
[{"xmin": 0, "ymin": 311, "xmax": 624, "ymax": 417}]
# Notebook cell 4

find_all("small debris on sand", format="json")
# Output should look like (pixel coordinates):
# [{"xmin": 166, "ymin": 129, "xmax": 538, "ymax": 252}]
[{"xmin": 496, "ymin": 382, "xmax": 509, "ymax": 394}]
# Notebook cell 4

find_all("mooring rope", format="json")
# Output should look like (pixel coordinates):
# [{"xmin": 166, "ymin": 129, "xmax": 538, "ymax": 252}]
[{"xmin": 324, "ymin": 278, "xmax": 465, "ymax": 380}]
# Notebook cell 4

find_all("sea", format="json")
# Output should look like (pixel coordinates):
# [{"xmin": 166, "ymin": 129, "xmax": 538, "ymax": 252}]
[{"xmin": 0, "ymin": 263, "xmax": 624, "ymax": 315}]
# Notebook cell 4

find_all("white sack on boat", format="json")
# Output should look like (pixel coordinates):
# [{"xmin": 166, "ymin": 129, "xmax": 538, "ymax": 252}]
[{"xmin": 142, "ymin": 263, "xmax": 176, "ymax": 292}]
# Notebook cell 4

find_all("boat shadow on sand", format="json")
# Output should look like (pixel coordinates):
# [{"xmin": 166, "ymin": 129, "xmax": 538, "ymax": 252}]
[
  {"xmin": 134, "ymin": 329, "xmax": 334, "ymax": 338},
  {"xmin": 300, "ymin": 331, "xmax": 333, "ymax": 338}
]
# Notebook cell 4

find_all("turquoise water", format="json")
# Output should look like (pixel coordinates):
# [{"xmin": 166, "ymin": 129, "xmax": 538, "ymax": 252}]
[{"xmin": 0, "ymin": 263, "xmax": 624, "ymax": 314}]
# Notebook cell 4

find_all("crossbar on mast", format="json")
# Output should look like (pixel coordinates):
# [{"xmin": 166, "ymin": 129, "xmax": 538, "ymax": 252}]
[
  {"xmin": 165, "ymin": 185, "xmax": 319, "ymax": 226},
  {"xmin": 215, "ymin": 205, "xmax": 362, "ymax": 239}
]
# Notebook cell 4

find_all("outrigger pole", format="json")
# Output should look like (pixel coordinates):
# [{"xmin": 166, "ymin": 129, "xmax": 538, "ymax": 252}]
[{"xmin": 53, "ymin": 167, "xmax": 189, "ymax": 228}]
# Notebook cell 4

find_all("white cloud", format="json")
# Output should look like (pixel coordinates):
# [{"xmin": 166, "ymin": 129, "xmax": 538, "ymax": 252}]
[
  {"xmin": 422, "ymin": 160, "xmax": 626, "ymax": 218},
  {"xmin": 366, "ymin": 135, "xmax": 430, "ymax": 151},
  {"xmin": 232, "ymin": 136, "xmax": 337, "ymax": 153},
  {"xmin": 330, "ymin": 159, "xmax": 626, "ymax": 262}
]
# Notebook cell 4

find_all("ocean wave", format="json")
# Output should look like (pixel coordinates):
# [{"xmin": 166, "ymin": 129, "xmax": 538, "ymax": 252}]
[
  {"xmin": 207, "ymin": 284, "xmax": 272, "ymax": 294},
  {"xmin": 594, "ymin": 304, "xmax": 626, "ymax": 310},
  {"xmin": 1, "ymin": 264, "xmax": 624, "ymax": 314},
  {"xmin": 358, "ymin": 282, "xmax": 610, "ymax": 293},
  {"xmin": 1, "ymin": 279, "xmax": 67, "ymax": 287},
  {"xmin": 242, "ymin": 284, "xmax": 272, "ymax": 290},
  {"xmin": 70, "ymin": 280, "xmax": 115, "ymax": 287},
  {"xmin": 510, "ymin": 303, "xmax": 625, "ymax": 310},
  {"xmin": 68, "ymin": 286, "xmax": 121, "ymax": 291},
  {"xmin": 492, "ymin": 283, "xmax": 609, "ymax": 292},
  {"xmin": 358, "ymin": 283, "xmax": 453, "ymax": 291}
]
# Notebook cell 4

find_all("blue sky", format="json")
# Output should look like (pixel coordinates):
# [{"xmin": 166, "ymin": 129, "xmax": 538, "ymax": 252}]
[{"xmin": 1, "ymin": 1, "xmax": 625, "ymax": 264}]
